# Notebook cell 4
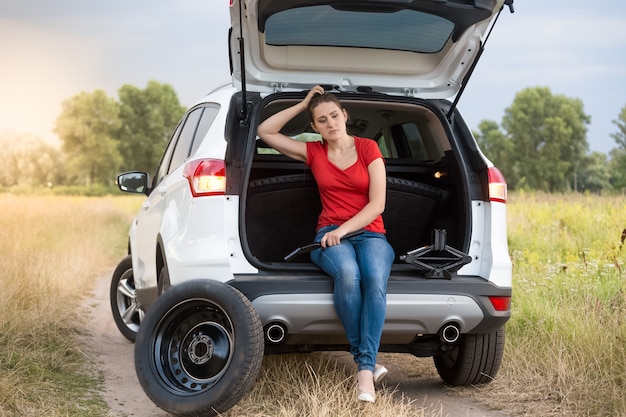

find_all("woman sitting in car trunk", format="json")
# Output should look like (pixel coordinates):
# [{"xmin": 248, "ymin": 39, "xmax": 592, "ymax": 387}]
[{"xmin": 257, "ymin": 85, "xmax": 394, "ymax": 403}]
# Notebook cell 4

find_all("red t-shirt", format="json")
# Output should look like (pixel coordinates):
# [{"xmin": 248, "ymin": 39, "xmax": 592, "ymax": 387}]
[{"xmin": 306, "ymin": 136, "xmax": 386, "ymax": 233}]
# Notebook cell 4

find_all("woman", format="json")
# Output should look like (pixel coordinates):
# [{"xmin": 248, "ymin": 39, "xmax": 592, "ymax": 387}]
[{"xmin": 257, "ymin": 85, "xmax": 395, "ymax": 403}]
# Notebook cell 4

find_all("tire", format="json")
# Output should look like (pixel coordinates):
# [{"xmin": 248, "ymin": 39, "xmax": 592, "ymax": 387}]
[
  {"xmin": 109, "ymin": 255, "xmax": 142, "ymax": 342},
  {"xmin": 134, "ymin": 279, "xmax": 264, "ymax": 416},
  {"xmin": 433, "ymin": 327, "xmax": 505, "ymax": 386}
]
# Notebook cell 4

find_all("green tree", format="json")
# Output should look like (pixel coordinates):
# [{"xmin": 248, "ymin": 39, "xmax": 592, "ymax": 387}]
[
  {"xmin": 611, "ymin": 104, "xmax": 626, "ymax": 150},
  {"xmin": 118, "ymin": 80, "xmax": 186, "ymax": 173},
  {"xmin": 608, "ymin": 107, "xmax": 626, "ymax": 191},
  {"xmin": 576, "ymin": 151, "xmax": 611, "ymax": 194},
  {"xmin": 0, "ymin": 132, "xmax": 65, "ymax": 187},
  {"xmin": 608, "ymin": 148, "xmax": 626, "ymax": 192},
  {"xmin": 54, "ymin": 90, "xmax": 122, "ymax": 186},
  {"xmin": 501, "ymin": 86, "xmax": 590, "ymax": 192},
  {"xmin": 473, "ymin": 120, "xmax": 516, "ymax": 185}
]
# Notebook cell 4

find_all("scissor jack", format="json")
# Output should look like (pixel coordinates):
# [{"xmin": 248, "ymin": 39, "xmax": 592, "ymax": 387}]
[{"xmin": 400, "ymin": 229, "xmax": 472, "ymax": 279}]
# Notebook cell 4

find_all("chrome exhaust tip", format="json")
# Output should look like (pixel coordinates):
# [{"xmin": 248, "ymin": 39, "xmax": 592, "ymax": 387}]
[
  {"xmin": 265, "ymin": 323, "xmax": 288, "ymax": 344},
  {"xmin": 439, "ymin": 323, "xmax": 461, "ymax": 343}
]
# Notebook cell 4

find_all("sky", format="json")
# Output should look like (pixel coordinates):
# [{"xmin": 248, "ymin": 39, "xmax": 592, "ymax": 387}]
[{"xmin": 1, "ymin": 0, "xmax": 625, "ymax": 154}]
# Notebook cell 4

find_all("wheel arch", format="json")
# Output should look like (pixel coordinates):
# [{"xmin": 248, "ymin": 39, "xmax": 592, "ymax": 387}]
[{"xmin": 155, "ymin": 234, "xmax": 168, "ymax": 290}]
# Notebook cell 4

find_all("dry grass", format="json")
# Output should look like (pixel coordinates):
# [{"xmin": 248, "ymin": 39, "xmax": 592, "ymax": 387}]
[
  {"xmin": 0, "ymin": 194, "xmax": 140, "ymax": 417},
  {"xmin": 0, "ymin": 194, "xmax": 436, "ymax": 417},
  {"xmin": 1, "ymin": 192, "xmax": 624, "ymax": 416},
  {"xmin": 223, "ymin": 353, "xmax": 441, "ymax": 417}
]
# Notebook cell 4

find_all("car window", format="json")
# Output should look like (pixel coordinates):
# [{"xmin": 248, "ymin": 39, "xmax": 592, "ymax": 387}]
[
  {"xmin": 376, "ymin": 135, "xmax": 390, "ymax": 158},
  {"xmin": 401, "ymin": 123, "xmax": 430, "ymax": 160},
  {"xmin": 169, "ymin": 107, "xmax": 203, "ymax": 173},
  {"xmin": 264, "ymin": 5, "xmax": 454, "ymax": 54},
  {"xmin": 154, "ymin": 123, "xmax": 183, "ymax": 187},
  {"xmin": 256, "ymin": 132, "xmax": 321, "ymax": 155},
  {"xmin": 189, "ymin": 104, "xmax": 220, "ymax": 156}
]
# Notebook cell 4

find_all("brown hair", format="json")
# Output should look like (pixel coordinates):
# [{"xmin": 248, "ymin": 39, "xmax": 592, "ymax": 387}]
[{"xmin": 306, "ymin": 92, "xmax": 344, "ymax": 121}]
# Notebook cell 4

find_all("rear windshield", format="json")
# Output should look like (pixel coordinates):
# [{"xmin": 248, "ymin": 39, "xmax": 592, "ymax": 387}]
[{"xmin": 264, "ymin": 5, "xmax": 454, "ymax": 54}]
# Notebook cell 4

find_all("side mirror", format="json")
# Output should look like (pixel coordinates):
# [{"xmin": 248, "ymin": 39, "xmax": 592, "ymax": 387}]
[{"xmin": 117, "ymin": 172, "xmax": 150, "ymax": 195}]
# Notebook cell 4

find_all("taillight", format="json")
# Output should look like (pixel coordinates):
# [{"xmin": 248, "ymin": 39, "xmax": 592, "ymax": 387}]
[
  {"xmin": 488, "ymin": 296, "xmax": 511, "ymax": 312},
  {"xmin": 183, "ymin": 159, "xmax": 226, "ymax": 197},
  {"xmin": 488, "ymin": 167, "xmax": 507, "ymax": 203}
]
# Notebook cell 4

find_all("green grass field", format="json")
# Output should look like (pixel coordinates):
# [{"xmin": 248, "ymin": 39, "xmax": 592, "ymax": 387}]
[
  {"xmin": 0, "ymin": 192, "xmax": 623, "ymax": 416},
  {"xmin": 494, "ymin": 192, "xmax": 626, "ymax": 416}
]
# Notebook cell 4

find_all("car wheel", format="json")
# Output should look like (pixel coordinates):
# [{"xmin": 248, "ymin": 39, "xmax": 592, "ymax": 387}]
[
  {"xmin": 158, "ymin": 265, "xmax": 171, "ymax": 294},
  {"xmin": 134, "ymin": 279, "xmax": 264, "ymax": 416},
  {"xmin": 109, "ymin": 255, "xmax": 143, "ymax": 342},
  {"xmin": 433, "ymin": 327, "xmax": 505, "ymax": 386}
]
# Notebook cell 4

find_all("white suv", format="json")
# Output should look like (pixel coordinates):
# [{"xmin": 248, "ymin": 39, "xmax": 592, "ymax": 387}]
[{"xmin": 111, "ymin": 1, "xmax": 514, "ymax": 415}]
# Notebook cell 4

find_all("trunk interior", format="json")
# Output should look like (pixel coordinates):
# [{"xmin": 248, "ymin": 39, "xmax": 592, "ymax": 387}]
[{"xmin": 244, "ymin": 96, "xmax": 467, "ymax": 268}]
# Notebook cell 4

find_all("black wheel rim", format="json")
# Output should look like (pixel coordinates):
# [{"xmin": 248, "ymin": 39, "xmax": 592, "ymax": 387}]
[{"xmin": 152, "ymin": 299, "xmax": 234, "ymax": 395}]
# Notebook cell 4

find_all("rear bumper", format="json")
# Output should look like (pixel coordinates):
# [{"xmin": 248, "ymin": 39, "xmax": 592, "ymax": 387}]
[{"xmin": 230, "ymin": 274, "xmax": 510, "ymax": 343}]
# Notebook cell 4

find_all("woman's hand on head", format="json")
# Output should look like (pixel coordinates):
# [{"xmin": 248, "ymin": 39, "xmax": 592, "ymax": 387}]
[{"xmin": 303, "ymin": 85, "xmax": 324, "ymax": 106}]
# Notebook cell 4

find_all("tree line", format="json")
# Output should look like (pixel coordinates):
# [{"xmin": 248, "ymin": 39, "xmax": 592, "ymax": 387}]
[
  {"xmin": 0, "ymin": 80, "xmax": 186, "ymax": 188},
  {"xmin": 475, "ymin": 86, "xmax": 626, "ymax": 193},
  {"xmin": 1, "ymin": 84, "xmax": 625, "ymax": 193}
]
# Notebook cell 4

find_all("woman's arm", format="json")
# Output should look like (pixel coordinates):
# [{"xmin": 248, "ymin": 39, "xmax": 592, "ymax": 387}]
[
  {"xmin": 319, "ymin": 157, "xmax": 387, "ymax": 247},
  {"xmin": 257, "ymin": 86, "xmax": 324, "ymax": 162}
]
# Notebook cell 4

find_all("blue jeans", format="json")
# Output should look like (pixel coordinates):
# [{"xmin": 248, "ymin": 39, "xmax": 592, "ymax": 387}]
[{"xmin": 311, "ymin": 225, "xmax": 395, "ymax": 372}]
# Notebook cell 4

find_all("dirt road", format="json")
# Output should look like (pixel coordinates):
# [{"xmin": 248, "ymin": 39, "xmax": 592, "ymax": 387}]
[{"xmin": 83, "ymin": 273, "xmax": 510, "ymax": 417}]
